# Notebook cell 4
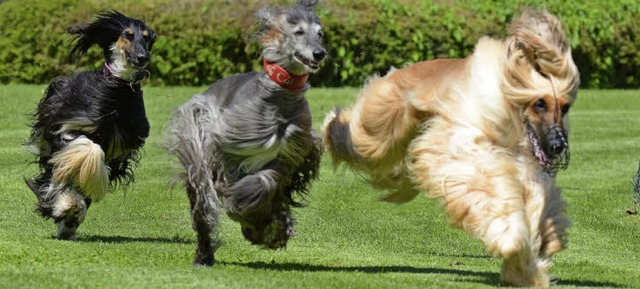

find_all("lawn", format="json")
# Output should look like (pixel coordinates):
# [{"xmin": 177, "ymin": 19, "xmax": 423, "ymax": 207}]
[{"xmin": 0, "ymin": 84, "xmax": 638, "ymax": 288}]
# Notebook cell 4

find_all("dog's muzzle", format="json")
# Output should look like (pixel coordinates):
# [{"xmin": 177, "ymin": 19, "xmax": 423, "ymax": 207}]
[
  {"xmin": 527, "ymin": 123, "xmax": 570, "ymax": 176},
  {"xmin": 545, "ymin": 126, "xmax": 568, "ymax": 155}
]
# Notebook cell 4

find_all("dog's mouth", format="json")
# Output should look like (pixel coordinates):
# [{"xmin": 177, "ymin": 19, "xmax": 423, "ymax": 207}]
[
  {"xmin": 126, "ymin": 56, "xmax": 149, "ymax": 70},
  {"xmin": 526, "ymin": 123, "xmax": 570, "ymax": 176},
  {"xmin": 294, "ymin": 52, "xmax": 321, "ymax": 70},
  {"xmin": 527, "ymin": 123, "xmax": 548, "ymax": 168},
  {"xmin": 130, "ymin": 63, "xmax": 148, "ymax": 70}
]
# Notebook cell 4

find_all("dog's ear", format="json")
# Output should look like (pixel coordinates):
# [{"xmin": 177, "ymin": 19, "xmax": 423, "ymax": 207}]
[
  {"xmin": 146, "ymin": 28, "xmax": 158, "ymax": 51},
  {"xmin": 67, "ymin": 10, "xmax": 128, "ymax": 59},
  {"xmin": 506, "ymin": 10, "xmax": 571, "ymax": 79},
  {"xmin": 297, "ymin": 0, "xmax": 320, "ymax": 10},
  {"xmin": 256, "ymin": 7, "xmax": 277, "ymax": 29},
  {"xmin": 67, "ymin": 23, "xmax": 95, "ymax": 59}
]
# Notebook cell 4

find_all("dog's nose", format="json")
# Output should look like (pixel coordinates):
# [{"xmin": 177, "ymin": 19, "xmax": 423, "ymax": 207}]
[
  {"xmin": 547, "ymin": 127, "xmax": 568, "ymax": 155},
  {"xmin": 136, "ymin": 54, "xmax": 149, "ymax": 65},
  {"xmin": 549, "ymin": 140, "xmax": 567, "ymax": 154},
  {"xmin": 313, "ymin": 49, "xmax": 327, "ymax": 61},
  {"xmin": 548, "ymin": 138, "xmax": 567, "ymax": 154}
]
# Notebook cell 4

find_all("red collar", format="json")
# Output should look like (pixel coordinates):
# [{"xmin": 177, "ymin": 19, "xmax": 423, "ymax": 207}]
[{"xmin": 263, "ymin": 59, "xmax": 309, "ymax": 91}]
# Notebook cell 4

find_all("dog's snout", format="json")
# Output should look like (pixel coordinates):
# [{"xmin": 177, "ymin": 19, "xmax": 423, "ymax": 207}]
[
  {"xmin": 313, "ymin": 49, "xmax": 327, "ymax": 61},
  {"xmin": 547, "ymin": 127, "xmax": 568, "ymax": 154},
  {"xmin": 136, "ymin": 53, "xmax": 149, "ymax": 65},
  {"xmin": 549, "ymin": 138, "xmax": 566, "ymax": 154}
]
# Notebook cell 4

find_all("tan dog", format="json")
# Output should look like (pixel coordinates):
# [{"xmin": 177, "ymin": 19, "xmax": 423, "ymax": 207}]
[{"xmin": 323, "ymin": 10, "xmax": 579, "ymax": 287}]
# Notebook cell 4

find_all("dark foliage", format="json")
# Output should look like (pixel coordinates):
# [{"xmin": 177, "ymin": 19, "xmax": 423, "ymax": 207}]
[{"xmin": 1, "ymin": 0, "xmax": 639, "ymax": 87}]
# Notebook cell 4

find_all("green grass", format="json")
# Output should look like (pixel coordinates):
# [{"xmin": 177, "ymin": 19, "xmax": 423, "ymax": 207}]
[{"xmin": 0, "ymin": 84, "xmax": 639, "ymax": 288}]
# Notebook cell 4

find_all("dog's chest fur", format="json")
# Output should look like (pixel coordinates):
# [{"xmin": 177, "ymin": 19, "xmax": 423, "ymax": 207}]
[
  {"xmin": 45, "ymin": 72, "xmax": 149, "ymax": 161},
  {"xmin": 220, "ymin": 96, "xmax": 312, "ymax": 173},
  {"xmin": 97, "ymin": 97, "xmax": 149, "ymax": 160},
  {"xmin": 206, "ymin": 73, "xmax": 314, "ymax": 175}
]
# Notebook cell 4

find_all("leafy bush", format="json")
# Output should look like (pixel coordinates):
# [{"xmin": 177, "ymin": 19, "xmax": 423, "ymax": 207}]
[{"xmin": 0, "ymin": 0, "xmax": 639, "ymax": 88}]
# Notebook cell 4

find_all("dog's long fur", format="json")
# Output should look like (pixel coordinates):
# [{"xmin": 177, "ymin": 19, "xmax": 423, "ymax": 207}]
[
  {"xmin": 166, "ymin": 0, "xmax": 326, "ymax": 266},
  {"xmin": 323, "ymin": 11, "xmax": 579, "ymax": 287},
  {"xmin": 25, "ymin": 11, "xmax": 156, "ymax": 240}
]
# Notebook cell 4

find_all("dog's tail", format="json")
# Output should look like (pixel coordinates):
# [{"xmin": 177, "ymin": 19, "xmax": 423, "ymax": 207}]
[
  {"xmin": 165, "ymin": 95, "xmax": 221, "ymax": 228},
  {"xmin": 323, "ymin": 72, "xmax": 422, "ymax": 164},
  {"xmin": 322, "ymin": 71, "xmax": 422, "ymax": 203},
  {"xmin": 322, "ymin": 107, "xmax": 359, "ymax": 167}
]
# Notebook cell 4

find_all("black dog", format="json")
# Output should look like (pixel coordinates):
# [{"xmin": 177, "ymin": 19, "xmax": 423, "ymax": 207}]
[{"xmin": 25, "ymin": 11, "xmax": 156, "ymax": 240}]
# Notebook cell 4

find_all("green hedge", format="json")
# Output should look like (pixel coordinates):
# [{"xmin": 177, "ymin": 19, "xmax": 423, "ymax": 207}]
[{"xmin": 1, "ymin": 0, "xmax": 639, "ymax": 88}]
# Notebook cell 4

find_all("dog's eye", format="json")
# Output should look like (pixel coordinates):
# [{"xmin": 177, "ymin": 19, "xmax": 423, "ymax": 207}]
[
  {"xmin": 318, "ymin": 31, "xmax": 324, "ymax": 38},
  {"xmin": 534, "ymin": 99, "xmax": 547, "ymax": 112},
  {"xmin": 561, "ymin": 104, "xmax": 571, "ymax": 116},
  {"xmin": 123, "ymin": 31, "xmax": 134, "ymax": 39},
  {"xmin": 294, "ymin": 30, "xmax": 304, "ymax": 36}
]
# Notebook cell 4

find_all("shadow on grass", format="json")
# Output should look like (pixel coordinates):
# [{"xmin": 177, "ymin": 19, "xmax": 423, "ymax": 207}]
[
  {"xmin": 426, "ymin": 251, "xmax": 492, "ymax": 259},
  {"xmin": 224, "ymin": 261, "xmax": 500, "ymax": 286},
  {"xmin": 71, "ymin": 234, "xmax": 193, "ymax": 244},
  {"xmin": 226, "ymin": 261, "xmax": 627, "ymax": 288},
  {"xmin": 558, "ymin": 279, "xmax": 627, "ymax": 288}
]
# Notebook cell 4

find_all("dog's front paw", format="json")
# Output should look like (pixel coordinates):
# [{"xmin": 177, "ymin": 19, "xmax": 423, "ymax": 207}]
[
  {"xmin": 193, "ymin": 251, "xmax": 215, "ymax": 267},
  {"xmin": 56, "ymin": 221, "xmax": 78, "ymax": 241},
  {"xmin": 501, "ymin": 256, "xmax": 553, "ymax": 288}
]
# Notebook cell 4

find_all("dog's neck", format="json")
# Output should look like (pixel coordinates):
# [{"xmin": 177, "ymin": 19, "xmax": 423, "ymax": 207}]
[
  {"xmin": 263, "ymin": 59, "xmax": 309, "ymax": 91},
  {"xmin": 103, "ymin": 62, "xmax": 145, "ymax": 85}
]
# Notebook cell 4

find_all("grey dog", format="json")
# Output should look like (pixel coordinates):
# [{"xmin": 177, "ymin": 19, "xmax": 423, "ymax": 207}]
[{"xmin": 166, "ymin": 0, "xmax": 327, "ymax": 266}]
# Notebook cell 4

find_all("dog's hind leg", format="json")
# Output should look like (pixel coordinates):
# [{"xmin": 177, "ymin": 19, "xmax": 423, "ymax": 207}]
[
  {"xmin": 54, "ymin": 189, "xmax": 88, "ymax": 241},
  {"xmin": 43, "ymin": 135, "xmax": 108, "ymax": 240},
  {"xmin": 186, "ymin": 182, "xmax": 220, "ymax": 266},
  {"xmin": 26, "ymin": 173, "xmax": 89, "ymax": 240},
  {"xmin": 40, "ymin": 184, "xmax": 88, "ymax": 240},
  {"xmin": 167, "ymin": 99, "xmax": 222, "ymax": 266},
  {"xmin": 177, "ymin": 137, "xmax": 221, "ymax": 266},
  {"xmin": 25, "ymin": 126, "xmax": 107, "ymax": 240}
]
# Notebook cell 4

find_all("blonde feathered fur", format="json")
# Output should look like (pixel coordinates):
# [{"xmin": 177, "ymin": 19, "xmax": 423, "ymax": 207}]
[
  {"xmin": 323, "ymin": 10, "xmax": 579, "ymax": 287},
  {"xmin": 49, "ymin": 136, "xmax": 109, "ymax": 201}
]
